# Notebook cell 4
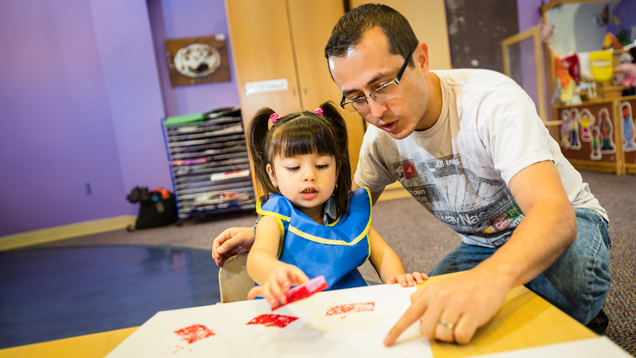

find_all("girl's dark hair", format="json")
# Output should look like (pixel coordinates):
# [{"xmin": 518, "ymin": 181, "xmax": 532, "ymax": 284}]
[
  {"xmin": 325, "ymin": 3, "xmax": 418, "ymax": 67},
  {"xmin": 248, "ymin": 101, "xmax": 352, "ymax": 219}
]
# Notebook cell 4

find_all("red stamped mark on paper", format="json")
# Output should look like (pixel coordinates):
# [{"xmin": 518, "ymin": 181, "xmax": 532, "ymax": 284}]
[
  {"xmin": 174, "ymin": 324, "xmax": 215, "ymax": 344},
  {"xmin": 325, "ymin": 302, "xmax": 375, "ymax": 317},
  {"xmin": 246, "ymin": 314, "xmax": 299, "ymax": 328}
]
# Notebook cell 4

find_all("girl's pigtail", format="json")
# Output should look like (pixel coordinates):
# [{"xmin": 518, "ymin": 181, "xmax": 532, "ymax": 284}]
[
  {"xmin": 248, "ymin": 108, "xmax": 277, "ymax": 201},
  {"xmin": 320, "ymin": 101, "xmax": 351, "ymax": 185},
  {"xmin": 320, "ymin": 101, "xmax": 352, "ymax": 217}
]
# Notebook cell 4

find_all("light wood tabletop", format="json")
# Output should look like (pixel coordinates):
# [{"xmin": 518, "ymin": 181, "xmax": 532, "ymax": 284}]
[
  {"xmin": 0, "ymin": 327, "xmax": 138, "ymax": 358},
  {"xmin": 424, "ymin": 274, "xmax": 597, "ymax": 358},
  {"xmin": 0, "ymin": 273, "xmax": 596, "ymax": 358}
]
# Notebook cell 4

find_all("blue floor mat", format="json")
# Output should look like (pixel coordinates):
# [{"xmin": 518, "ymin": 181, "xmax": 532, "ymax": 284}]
[{"xmin": 0, "ymin": 245, "xmax": 221, "ymax": 349}]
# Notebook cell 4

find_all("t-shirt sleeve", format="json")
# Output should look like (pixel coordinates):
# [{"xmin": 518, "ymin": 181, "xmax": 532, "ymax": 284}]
[
  {"xmin": 353, "ymin": 126, "xmax": 397, "ymax": 192},
  {"xmin": 476, "ymin": 81, "xmax": 555, "ymax": 184}
]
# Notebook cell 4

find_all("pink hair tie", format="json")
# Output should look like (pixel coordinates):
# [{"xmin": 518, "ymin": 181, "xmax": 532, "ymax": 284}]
[
  {"xmin": 314, "ymin": 107, "xmax": 324, "ymax": 116},
  {"xmin": 269, "ymin": 113, "xmax": 280, "ymax": 123}
]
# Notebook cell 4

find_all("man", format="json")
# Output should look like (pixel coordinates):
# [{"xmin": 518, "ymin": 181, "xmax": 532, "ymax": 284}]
[{"xmin": 213, "ymin": 4, "xmax": 611, "ymax": 346}]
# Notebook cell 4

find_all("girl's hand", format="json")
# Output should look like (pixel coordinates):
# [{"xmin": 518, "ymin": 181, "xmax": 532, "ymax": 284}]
[
  {"xmin": 389, "ymin": 272, "xmax": 428, "ymax": 287},
  {"xmin": 247, "ymin": 264, "xmax": 309, "ymax": 307}
]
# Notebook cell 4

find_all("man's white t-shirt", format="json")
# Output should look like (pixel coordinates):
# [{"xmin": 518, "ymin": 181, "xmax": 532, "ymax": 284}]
[{"xmin": 354, "ymin": 69, "xmax": 608, "ymax": 248}]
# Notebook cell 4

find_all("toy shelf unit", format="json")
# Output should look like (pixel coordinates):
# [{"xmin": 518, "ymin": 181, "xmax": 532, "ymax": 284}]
[
  {"xmin": 555, "ymin": 95, "xmax": 636, "ymax": 175},
  {"xmin": 163, "ymin": 106, "xmax": 256, "ymax": 220}
]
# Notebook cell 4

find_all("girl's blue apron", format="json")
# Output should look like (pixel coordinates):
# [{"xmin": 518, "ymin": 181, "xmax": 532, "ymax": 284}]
[{"xmin": 257, "ymin": 187, "xmax": 372, "ymax": 290}]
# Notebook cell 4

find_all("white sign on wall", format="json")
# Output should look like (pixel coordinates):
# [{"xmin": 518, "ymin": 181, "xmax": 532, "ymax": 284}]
[{"xmin": 245, "ymin": 79, "xmax": 288, "ymax": 96}]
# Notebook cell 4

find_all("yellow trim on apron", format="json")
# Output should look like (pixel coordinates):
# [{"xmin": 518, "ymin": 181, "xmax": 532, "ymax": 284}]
[
  {"xmin": 274, "ymin": 217, "xmax": 285, "ymax": 259},
  {"xmin": 287, "ymin": 187, "xmax": 373, "ymax": 246},
  {"xmin": 256, "ymin": 197, "xmax": 291, "ymax": 222},
  {"xmin": 286, "ymin": 225, "xmax": 368, "ymax": 246},
  {"xmin": 258, "ymin": 187, "xmax": 373, "ymax": 247},
  {"xmin": 327, "ymin": 215, "xmax": 340, "ymax": 226},
  {"xmin": 364, "ymin": 187, "xmax": 372, "ymax": 261}
]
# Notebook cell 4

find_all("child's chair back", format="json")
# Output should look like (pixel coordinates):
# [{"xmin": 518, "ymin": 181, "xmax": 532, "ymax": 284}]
[{"xmin": 218, "ymin": 254, "xmax": 254, "ymax": 303}]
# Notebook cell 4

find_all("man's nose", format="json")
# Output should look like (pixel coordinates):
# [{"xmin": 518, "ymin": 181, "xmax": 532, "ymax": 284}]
[{"xmin": 367, "ymin": 97, "xmax": 388, "ymax": 119}]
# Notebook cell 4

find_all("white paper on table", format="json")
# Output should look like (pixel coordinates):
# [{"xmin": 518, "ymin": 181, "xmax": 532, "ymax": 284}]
[
  {"xmin": 467, "ymin": 336, "xmax": 631, "ymax": 358},
  {"xmin": 106, "ymin": 284, "xmax": 432, "ymax": 358}
]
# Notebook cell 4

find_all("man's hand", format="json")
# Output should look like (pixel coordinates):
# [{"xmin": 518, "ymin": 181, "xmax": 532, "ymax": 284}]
[
  {"xmin": 384, "ymin": 269, "xmax": 511, "ymax": 346},
  {"xmin": 212, "ymin": 227, "xmax": 255, "ymax": 267}
]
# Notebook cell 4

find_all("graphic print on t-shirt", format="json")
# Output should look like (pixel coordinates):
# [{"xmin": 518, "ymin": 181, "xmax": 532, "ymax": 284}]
[
  {"xmin": 402, "ymin": 162, "xmax": 417, "ymax": 179},
  {"xmin": 392, "ymin": 154, "xmax": 525, "ymax": 248}
]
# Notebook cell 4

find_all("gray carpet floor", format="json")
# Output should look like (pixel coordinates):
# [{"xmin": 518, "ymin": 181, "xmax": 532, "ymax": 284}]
[{"xmin": 28, "ymin": 171, "xmax": 635, "ymax": 354}]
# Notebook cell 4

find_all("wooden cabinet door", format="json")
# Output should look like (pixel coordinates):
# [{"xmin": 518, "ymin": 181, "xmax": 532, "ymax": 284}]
[
  {"xmin": 225, "ymin": 0, "xmax": 303, "ymax": 198},
  {"xmin": 225, "ymin": 0, "xmax": 302, "ymax": 129},
  {"xmin": 288, "ymin": 0, "xmax": 366, "ymax": 177}
]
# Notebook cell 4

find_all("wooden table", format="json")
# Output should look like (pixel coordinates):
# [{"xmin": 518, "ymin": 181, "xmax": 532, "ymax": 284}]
[{"xmin": 0, "ymin": 273, "xmax": 596, "ymax": 358}]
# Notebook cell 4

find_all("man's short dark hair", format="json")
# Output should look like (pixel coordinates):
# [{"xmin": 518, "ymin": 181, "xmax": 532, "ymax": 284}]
[{"xmin": 324, "ymin": 3, "xmax": 418, "ymax": 66}]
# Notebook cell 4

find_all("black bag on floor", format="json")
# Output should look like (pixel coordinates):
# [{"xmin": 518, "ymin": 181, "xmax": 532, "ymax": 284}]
[{"xmin": 126, "ymin": 187, "xmax": 178, "ymax": 230}]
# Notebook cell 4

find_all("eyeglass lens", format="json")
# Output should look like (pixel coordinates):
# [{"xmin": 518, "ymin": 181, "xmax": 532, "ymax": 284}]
[{"xmin": 345, "ymin": 82, "xmax": 399, "ymax": 113}]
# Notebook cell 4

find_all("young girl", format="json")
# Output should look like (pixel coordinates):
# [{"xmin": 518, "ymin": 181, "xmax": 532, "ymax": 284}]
[{"xmin": 245, "ymin": 102, "xmax": 425, "ymax": 307}]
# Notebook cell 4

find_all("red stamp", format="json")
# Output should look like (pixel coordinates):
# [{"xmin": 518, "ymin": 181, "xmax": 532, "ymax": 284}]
[
  {"xmin": 174, "ymin": 324, "xmax": 215, "ymax": 344},
  {"xmin": 246, "ymin": 314, "xmax": 299, "ymax": 328},
  {"xmin": 403, "ymin": 162, "xmax": 417, "ymax": 179},
  {"xmin": 493, "ymin": 214, "xmax": 510, "ymax": 232},
  {"xmin": 325, "ymin": 302, "xmax": 375, "ymax": 316}
]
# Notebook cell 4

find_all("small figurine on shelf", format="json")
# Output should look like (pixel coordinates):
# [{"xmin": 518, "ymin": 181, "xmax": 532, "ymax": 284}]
[
  {"xmin": 554, "ymin": 56, "xmax": 576, "ymax": 105},
  {"xmin": 561, "ymin": 111, "xmax": 571, "ymax": 149},
  {"xmin": 614, "ymin": 52, "xmax": 636, "ymax": 97},
  {"xmin": 622, "ymin": 102, "xmax": 636, "ymax": 152},
  {"xmin": 569, "ymin": 108, "xmax": 581, "ymax": 150},
  {"xmin": 602, "ymin": 32, "xmax": 623, "ymax": 50},
  {"xmin": 598, "ymin": 108, "xmax": 616, "ymax": 154},
  {"xmin": 590, "ymin": 127, "xmax": 602, "ymax": 161},
  {"xmin": 578, "ymin": 109, "xmax": 594, "ymax": 142}
]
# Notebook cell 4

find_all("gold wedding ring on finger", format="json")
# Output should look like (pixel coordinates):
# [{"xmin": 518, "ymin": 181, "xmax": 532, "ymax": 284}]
[{"xmin": 439, "ymin": 319, "xmax": 455, "ymax": 330}]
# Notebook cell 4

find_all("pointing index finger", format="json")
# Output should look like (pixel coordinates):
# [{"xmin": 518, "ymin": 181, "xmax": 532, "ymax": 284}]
[{"xmin": 384, "ymin": 293, "xmax": 429, "ymax": 346}]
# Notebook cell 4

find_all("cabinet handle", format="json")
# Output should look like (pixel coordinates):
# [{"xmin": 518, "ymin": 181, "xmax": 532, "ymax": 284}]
[
  {"xmin": 303, "ymin": 85, "xmax": 308, "ymax": 95},
  {"xmin": 292, "ymin": 87, "xmax": 297, "ymax": 96}
]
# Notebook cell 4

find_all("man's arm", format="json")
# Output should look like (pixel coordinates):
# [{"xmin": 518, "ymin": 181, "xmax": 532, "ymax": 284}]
[
  {"xmin": 484, "ymin": 160, "xmax": 576, "ymax": 288},
  {"xmin": 212, "ymin": 227, "xmax": 255, "ymax": 266},
  {"xmin": 384, "ymin": 160, "xmax": 576, "ymax": 345}
]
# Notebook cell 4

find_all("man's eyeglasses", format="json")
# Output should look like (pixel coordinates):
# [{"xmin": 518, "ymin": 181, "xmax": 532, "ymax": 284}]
[{"xmin": 340, "ymin": 50, "xmax": 414, "ymax": 113}]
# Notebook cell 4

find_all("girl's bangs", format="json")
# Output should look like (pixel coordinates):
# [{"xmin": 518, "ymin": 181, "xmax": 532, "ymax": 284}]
[{"xmin": 270, "ymin": 119, "xmax": 335, "ymax": 159}]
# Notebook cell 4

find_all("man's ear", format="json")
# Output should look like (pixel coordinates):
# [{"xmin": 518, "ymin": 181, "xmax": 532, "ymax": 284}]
[
  {"xmin": 414, "ymin": 42, "xmax": 429, "ymax": 74},
  {"xmin": 266, "ymin": 164, "xmax": 278, "ymax": 187}
]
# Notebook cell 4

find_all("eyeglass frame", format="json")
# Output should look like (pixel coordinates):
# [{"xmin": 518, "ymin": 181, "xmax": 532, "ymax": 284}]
[{"xmin": 339, "ymin": 49, "xmax": 415, "ymax": 113}]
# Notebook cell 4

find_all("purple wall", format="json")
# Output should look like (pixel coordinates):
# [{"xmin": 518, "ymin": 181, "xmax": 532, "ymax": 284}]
[
  {"xmin": 0, "ymin": 0, "xmax": 239, "ymax": 238},
  {"xmin": 517, "ymin": 0, "xmax": 543, "ymax": 32},
  {"xmin": 89, "ymin": 0, "xmax": 172, "ymax": 194},
  {"xmin": 0, "ymin": 0, "xmax": 128, "ymax": 236},
  {"xmin": 148, "ymin": 0, "xmax": 240, "ymax": 118},
  {"xmin": 516, "ymin": 0, "xmax": 546, "ymax": 119},
  {"xmin": 607, "ymin": 0, "xmax": 636, "ymax": 39}
]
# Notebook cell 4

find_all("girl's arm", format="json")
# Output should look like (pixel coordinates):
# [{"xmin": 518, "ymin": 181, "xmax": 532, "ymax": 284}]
[
  {"xmin": 246, "ymin": 216, "xmax": 309, "ymax": 306},
  {"xmin": 368, "ymin": 224, "xmax": 426, "ymax": 287}
]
